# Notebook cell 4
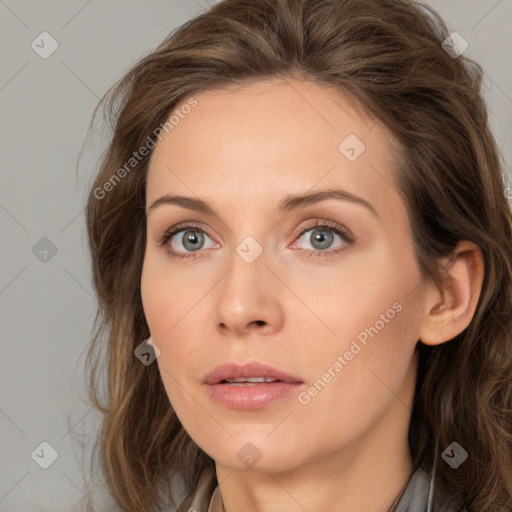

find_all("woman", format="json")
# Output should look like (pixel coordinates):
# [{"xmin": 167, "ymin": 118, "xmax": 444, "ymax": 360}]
[{"xmin": 82, "ymin": 0, "xmax": 512, "ymax": 511}]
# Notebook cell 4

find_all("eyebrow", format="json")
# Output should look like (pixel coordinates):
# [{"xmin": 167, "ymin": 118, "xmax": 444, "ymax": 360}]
[{"xmin": 147, "ymin": 188, "xmax": 378, "ymax": 218}]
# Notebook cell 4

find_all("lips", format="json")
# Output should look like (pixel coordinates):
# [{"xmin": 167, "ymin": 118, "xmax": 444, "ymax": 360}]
[
  {"xmin": 203, "ymin": 362, "xmax": 305, "ymax": 409},
  {"xmin": 203, "ymin": 362, "xmax": 303, "ymax": 385}
]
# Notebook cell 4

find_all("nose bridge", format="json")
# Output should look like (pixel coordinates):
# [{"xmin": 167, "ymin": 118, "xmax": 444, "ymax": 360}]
[
  {"xmin": 213, "ymin": 231, "xmax": 284, "ymax": 334},
  {"xmin": 221, "ymin": 233, "xmax": 268, "ymax": 306}
]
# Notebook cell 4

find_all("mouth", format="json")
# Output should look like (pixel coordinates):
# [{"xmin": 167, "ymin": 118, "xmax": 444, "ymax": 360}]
[
  {"xmin": 203, "ymin": 361, "xmax": 304, "ymax": 385},
  {"xmin": 203, "ymin": 362, "xmax": 305, "ymax": 409},
  {"xmin": 219, "ymin": 377, "xmax": 283, "ymax": 386}
]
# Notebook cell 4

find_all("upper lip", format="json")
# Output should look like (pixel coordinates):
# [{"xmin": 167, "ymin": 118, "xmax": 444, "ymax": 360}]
[{"xmin": 203, "ymin": 362, "xmax": 304, "ymax": 385}]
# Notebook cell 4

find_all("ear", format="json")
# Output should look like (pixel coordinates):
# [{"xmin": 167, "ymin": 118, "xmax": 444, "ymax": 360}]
[{"xmin": 419, "ymin": 241, "xmax": 485, "ymax": 346}]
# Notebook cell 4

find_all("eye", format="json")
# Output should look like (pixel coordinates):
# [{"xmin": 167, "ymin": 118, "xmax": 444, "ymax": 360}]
[
  {"xmin": 159, "ymin": 220, "xmax": 353, "ymax": 260},
  {"xmin": 159, "ymin": 224, "xmax": 217, "ymax": 259},
  {"xmin": 293, "ymin": 220, "xmax": 353, "ymax": 257}
]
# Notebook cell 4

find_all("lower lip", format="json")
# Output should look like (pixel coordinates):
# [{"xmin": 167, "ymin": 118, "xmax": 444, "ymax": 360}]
[{"xmin": 205, "ymin": 381, "xmax": 304, "ymax": 409}]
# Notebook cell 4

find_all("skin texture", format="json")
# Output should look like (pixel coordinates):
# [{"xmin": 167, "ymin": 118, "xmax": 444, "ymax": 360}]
[{"xmin": 140, "ymin": 78, "xmax": 484, "ymax": 512}]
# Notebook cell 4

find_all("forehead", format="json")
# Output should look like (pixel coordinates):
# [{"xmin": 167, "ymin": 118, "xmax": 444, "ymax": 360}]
[{"xmin": 146, "ymin": 78, "xmax": 402, "ymax": 222}]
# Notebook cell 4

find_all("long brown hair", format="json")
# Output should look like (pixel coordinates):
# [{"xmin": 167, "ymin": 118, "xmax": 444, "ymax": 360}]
[{"xmin": 81, "ymin": 0, "xmax": 512, "ymax": 510}]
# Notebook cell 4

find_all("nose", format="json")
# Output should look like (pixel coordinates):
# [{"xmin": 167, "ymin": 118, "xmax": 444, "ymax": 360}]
[{"xmin": 214, "ymin": 249, "xmax": 285, "ymax": 338}]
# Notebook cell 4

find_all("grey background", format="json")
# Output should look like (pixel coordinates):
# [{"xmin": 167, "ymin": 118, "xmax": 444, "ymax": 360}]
[{"xmin": 1, "ymin": 0, "xmax": 511, "ymax": 511}]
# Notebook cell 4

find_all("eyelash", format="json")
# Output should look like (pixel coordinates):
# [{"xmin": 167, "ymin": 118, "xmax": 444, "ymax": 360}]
[{"xmin": 158, "ymin": 220, "xmax": 353, "ymax": 260}]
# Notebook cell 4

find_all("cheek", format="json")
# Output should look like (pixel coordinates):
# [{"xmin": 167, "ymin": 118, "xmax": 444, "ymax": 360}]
[
  {"xmin": 141, "ymin": 257, "xmax": 163, "ymax": 332},
  {"xmin": 294, "ymin": 252, "xmax": 422, "ymax": 427},
  {"xmin": 140, "ymin": 254, "xmax": 198, "ymax": 337},
  {"xmin": 297, "ymin": 285, "xmax": 421, "ymax": 440},
  {"xmin": 141, "ymin": 258, "xmax": 204, "ymax": 400}
]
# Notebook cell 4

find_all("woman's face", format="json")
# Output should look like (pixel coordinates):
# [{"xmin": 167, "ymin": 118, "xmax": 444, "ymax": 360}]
[{"xmin": 141, "ymin": 78, "xmax": 426, "ymax": 472}]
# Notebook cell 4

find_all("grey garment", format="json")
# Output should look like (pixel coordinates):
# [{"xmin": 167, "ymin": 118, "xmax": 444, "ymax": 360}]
[
  {"xmin": 191, "ymin": 466, "xmax": 468, "ymax": 512},
  {"xmin": 394, "ymin": 467, "xmax": 467, "ymax": 512}
]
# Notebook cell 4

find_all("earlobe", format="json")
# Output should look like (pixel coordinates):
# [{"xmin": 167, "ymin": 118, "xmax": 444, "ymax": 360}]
[{"xmin": 419, "ymin": 241, "xmax": 485, "ymax": 347}]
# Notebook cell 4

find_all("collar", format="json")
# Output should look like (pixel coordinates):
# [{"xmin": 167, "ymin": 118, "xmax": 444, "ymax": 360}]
[{"xmin": 193, "ymin": 466, "xmax": 464, "ymax": 512}]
